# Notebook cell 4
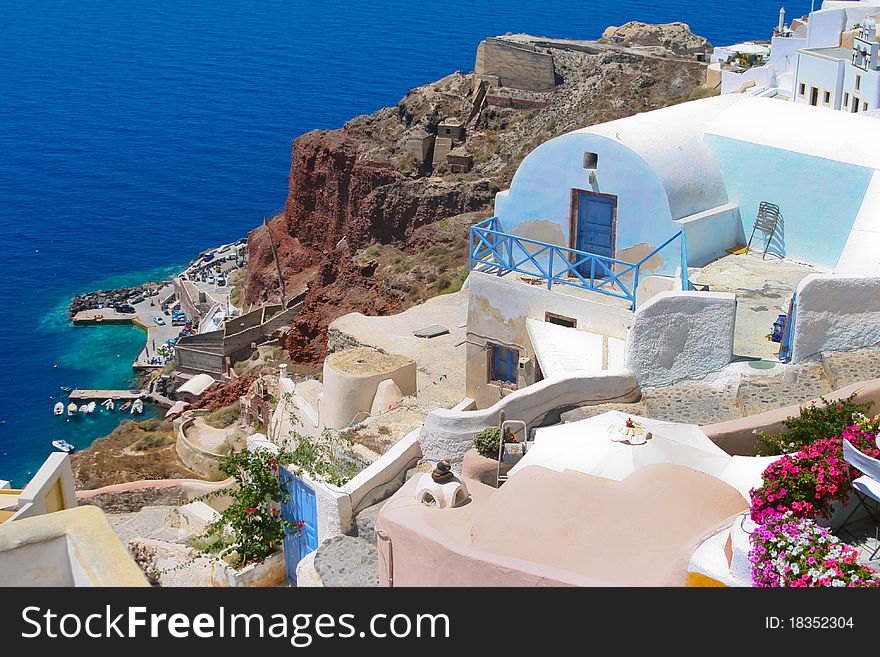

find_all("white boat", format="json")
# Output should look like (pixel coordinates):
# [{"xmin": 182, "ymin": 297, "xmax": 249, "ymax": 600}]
[
  {"xmin": 67, "ymin": 403, "xmax": 77, "ymax": 416},
  {"xmin": 78, "ymin": 404, "xmax": 89, "ymax": 413},
  {"xmin": 85, "ymin": 401, "xmax": 96, "ymax": 413},
  {"xmin": 51, "ymin": 439, "xmax": 75, "ymax": 453},
  {"xmin": 101, "ymin": 399, "xmax": 115, "ymax": 411},
  {"xmin": 53, "ymin": 402, "xmax": 64, "ymax": 415},
  {"xmin": 130, "ymin": 399, "xmax": 144, "ymax": 415}
]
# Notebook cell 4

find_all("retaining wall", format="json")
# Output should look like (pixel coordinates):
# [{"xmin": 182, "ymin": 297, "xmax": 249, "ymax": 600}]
[
  {"xmin": 174, "ymin": 413, "xmax": 227, "ymax": 480},
  {"xmin": 420, "ymin": 371, "xmax": 641, "ymax": 467}
]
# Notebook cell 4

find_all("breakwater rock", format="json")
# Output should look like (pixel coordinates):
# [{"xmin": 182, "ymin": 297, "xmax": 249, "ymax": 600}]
[{"xmin": 69, "ymin": 282, "xmax": 164, "ymax": 316}]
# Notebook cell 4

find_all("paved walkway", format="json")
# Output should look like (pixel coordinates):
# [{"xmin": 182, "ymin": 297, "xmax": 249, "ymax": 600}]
[{"xmin": 693, "ymin": 252, "xmax": 818, "ymax": 360}]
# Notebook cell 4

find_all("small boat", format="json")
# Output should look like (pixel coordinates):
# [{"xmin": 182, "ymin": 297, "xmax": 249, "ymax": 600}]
[
  {"xmin": 85, "ymin": 401, "xmax": 96, "ymax": 414},
  {"xmin": 119, "ymin": 401, "xmax": 132, "ymax": 412},
  {"xmin": 78, "ymin": 404, "xmax": 89, "ymax": 413},
  {"xmin": 51, "ymin": 439, "xmax": 75, "ymax": 453},
  {"xmin": 130, "ymin": 399, "xmax": 144, "ymax": 415},
  {"xmin": 101, "ymin": 399, "xmax": 115, "ymax": 411},
  {"xmin": 67, "ymin": 403, "xmax": 78, "ymax": 416},
  {"xmin": 53, "ymin": 402, "xmax": 64, "ymax": 415}
]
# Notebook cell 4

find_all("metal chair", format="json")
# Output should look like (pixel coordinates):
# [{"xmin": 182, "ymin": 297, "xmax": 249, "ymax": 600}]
[
  {"xmin": 747, "ymin": 201, "xmax": 781, "ymax": 260},
  {"xmin": 839, "ymin": 439, "xmax": 880, "ymax": 560}
]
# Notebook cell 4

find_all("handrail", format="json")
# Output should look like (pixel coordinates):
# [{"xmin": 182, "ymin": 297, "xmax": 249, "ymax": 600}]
[{"xmin": 469, "ymin": 217, "xmax": 689, "ymax": 310}]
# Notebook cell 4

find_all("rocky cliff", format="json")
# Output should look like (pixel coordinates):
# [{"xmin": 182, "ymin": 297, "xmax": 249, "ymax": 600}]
[
  {"xmin": 600, "ymin": 21, "xmax": 713, "ymax": 56},
  {"xmin": 244, "ymin": 24, "xmax": 712, "ymax": 364}
]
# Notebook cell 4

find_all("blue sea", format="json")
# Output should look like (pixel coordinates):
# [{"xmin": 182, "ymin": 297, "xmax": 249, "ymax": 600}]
[{"xmin": 0, "ymin": 0, "xmax": 810, "ymax": 486}]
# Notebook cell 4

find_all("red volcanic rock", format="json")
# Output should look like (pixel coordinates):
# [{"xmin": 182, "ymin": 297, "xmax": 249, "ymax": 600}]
[
  {"xmin": 193, "ymin": 370, "xmax": 261, "ymax": 412},
  {"xmin": 244, "ymin": 123, "xmax": 494, "ymax": 363}
]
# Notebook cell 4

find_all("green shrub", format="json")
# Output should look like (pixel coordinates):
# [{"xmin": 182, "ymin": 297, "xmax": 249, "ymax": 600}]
[
  {"xmin": 138, "ymin": 418, "xmax": 163, "ymax": 432},
  {"xmin": 425, "ymin": 273, "xmax": 438, "ymax": 283},
  {"xmin": 198, "ymin": 446, "xmax": 301, "ymax": 565},
  {"xmin": 473, "ymin": 426, "xmax": 512, "ymax": 460},
  {"xmin": 132, "ymin": 431, "xmax": 173, "ymax": 451},
  {"xmin": 689, "ymin": 85, "xmax": 721, "ymax": 100},
  {"xmin": 205, "ymin": 400, "xmax": 241, "ymax": 429},
  {"xmin": 233, "ymin": 360, "xmax": 248, "ymax": 376},
  {"xmin": 758, "ymin": 394, "xmax": 874, "ymax": 455},
  {"xmin": 366, "ymin": 244, "xmax": 381, "ymax": 257}
]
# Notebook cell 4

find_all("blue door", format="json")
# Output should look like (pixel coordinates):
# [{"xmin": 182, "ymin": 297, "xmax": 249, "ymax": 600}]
[
  {"xmin": 574, "ymin": 192, "xmax": 615, "ymax": 276},
  {"xmin": 280, "ymin": 467, "xmax": 319, "ymax": 586}
]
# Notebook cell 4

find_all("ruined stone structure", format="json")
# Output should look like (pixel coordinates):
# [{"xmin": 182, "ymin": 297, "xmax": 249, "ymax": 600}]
[{"xmin": 474, "ymin": 38, "xmax": 557, "ymax": 91}]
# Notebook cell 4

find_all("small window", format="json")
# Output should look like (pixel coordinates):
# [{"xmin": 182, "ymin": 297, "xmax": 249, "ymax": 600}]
[
  {"xmin": 489, "ymin": 344, "xmax": 519, "ymax": 386},
  {"xmin": 844, "ymin": 92, "xmax": 850, "ymax": 108},
  {"xmin": 583, "ymin": 152, "xmax": 599, "ymax": 170},
  {"xmin": 856, "ymin": 75, "xmax": 862, "ymax": 91},
  {"xmin": 854, "ymin": 95, "xmax": 860, "ymax": 112},
  {"xmin": 809, "ymin": 86, "xmax": 820, "ymax": 106},
  {"xmin": 798, "ymin": 82, "xmax": 806, "ymax": 97},
  {"xmin": 823, "ymin": 90, "xmax": 831, "ymax": 105},
  {"xmin": 545, "ymin": 312, "xmax": 577, "ymax": 328},
  {"xmin": 864, "ymin": 100, "xmax": 869, "ymax": 111}
]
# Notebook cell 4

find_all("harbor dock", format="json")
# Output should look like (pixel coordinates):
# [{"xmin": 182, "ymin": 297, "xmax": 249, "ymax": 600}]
[{"xmin": 68, "ymin": 389, "xmax": 143, "ymax": 401}]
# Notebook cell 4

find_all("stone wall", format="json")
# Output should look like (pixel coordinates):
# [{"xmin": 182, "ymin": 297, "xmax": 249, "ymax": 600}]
[
  {"xmin": 625, "ymin": 290, "xmax": 736, "ymax": 387},
  {"xmin": 475, "ymin": 38, "xmax": 556, "ymax": 92},
  {"xmin": 174, "ymin": 415, "xmax": 226, "ymax": 479},
  {"xmin": 175, "ymin": 330, "xmax": 225, "ymax": 377},
  {"xmin": 223, "ymin": 303, "xmax": 301, "ymax": 363}
]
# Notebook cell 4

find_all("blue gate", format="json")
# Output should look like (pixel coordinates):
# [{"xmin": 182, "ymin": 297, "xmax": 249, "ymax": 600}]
[{"xmin": 280, "ymin": 467, "xmax": 319, "ymax": 586}]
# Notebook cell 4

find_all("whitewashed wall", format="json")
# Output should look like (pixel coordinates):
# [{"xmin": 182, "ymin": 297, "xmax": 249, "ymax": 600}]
[
  {"xmin": 791, "ymin": 273, "xmax": 880, "ymax": 362},
  {"xmin": 625, "ymin": 291, "xmax": 737, "ymax": 387}
]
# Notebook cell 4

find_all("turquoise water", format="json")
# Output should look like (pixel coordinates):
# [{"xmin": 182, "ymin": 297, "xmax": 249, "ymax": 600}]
[
  {"xmin": 0, "ymin": 0, "xmax": 812, "ymax": 486},
  {"xmin": 4, "ymin": 265, "xmax": 182, "ymax": 484}
]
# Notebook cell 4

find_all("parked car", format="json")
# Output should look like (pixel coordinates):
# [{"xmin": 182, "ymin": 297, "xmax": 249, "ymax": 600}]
[{"xmin": 153, "ymin": 316, "xmax": 166, "ymax": 326}]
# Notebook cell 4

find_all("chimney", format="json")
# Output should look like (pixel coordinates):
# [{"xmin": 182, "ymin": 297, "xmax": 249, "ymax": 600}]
[
  {"xmin": 778, "ymin": 7, "xmax": 786, "ymax": 34},
  {"xmin": 279, "ymin": 363, "xmax": 288, "ymax": 379}
]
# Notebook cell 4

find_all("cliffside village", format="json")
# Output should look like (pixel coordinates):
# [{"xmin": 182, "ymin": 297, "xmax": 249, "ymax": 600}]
[{"xmin": 6, "ymin": 4, "xmax": 880, "ymax": 589}]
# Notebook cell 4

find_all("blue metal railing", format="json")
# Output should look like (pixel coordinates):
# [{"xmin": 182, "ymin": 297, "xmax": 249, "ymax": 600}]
[{"xmin": 469, "ymin": 217, "xmax": 689, "ymax": 311}]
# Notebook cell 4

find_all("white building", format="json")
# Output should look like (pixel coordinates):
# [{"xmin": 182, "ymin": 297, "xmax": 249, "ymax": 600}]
[
  {"xmin": 715, "ymin": 2, "xmax": 880, "ymax": 109},
  {"xmin": 793, "ymin": 5, "xmax": 880, "ymax": 113},
  {"xmin": 710, "ymin": 8, "xmax": 807, "ymax": 98}
]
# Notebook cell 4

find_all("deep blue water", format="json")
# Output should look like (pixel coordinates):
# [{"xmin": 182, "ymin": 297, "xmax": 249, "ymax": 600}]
[{"xmin": 0, "ymin": 0, "xmax": 811, "ymax": 486}]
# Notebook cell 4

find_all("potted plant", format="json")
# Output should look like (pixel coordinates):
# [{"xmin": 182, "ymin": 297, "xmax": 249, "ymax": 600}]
[{"xmin": 196, "ymin": 445, "xmax": 302, "ymax": 587}]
